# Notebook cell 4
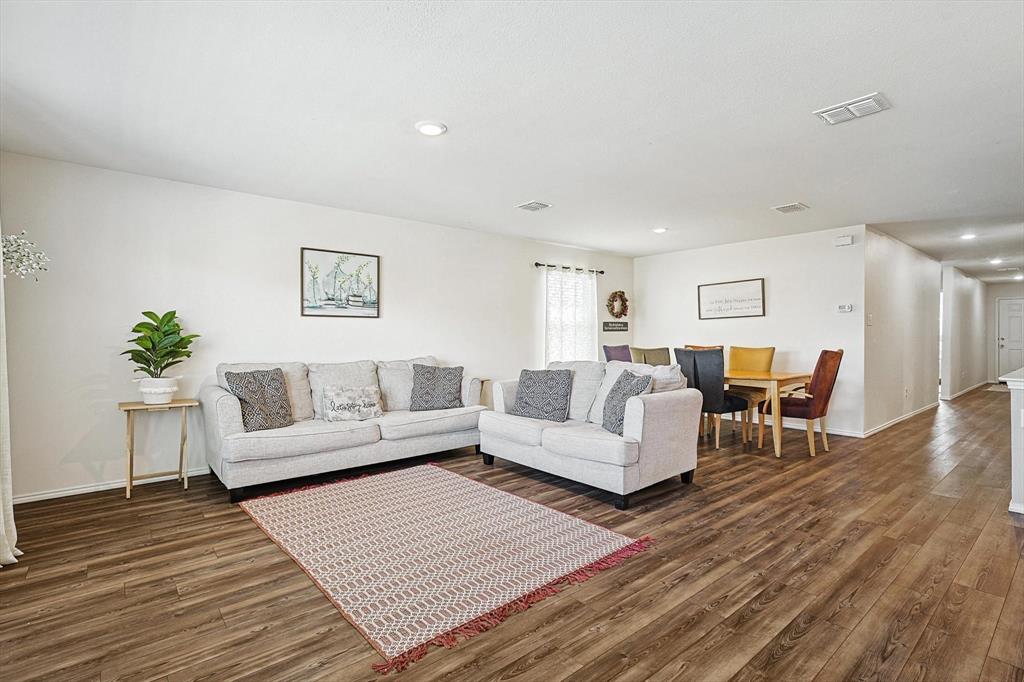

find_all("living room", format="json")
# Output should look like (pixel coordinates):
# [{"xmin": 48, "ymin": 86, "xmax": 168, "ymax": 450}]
[{"xmin": 1, "ymin": 2, "xmax": 1023, "ymax": 681}]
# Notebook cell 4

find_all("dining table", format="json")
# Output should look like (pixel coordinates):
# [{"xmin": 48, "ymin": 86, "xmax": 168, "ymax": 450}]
[{"xmin": 724, "ymin": 369, "xmax": 812, "ymax": 457}]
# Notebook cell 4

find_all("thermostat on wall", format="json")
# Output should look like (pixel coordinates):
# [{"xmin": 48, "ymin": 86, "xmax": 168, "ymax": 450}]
[
  {"xmin": 837, "ymin": 304, "xmax": 854, "ymax": 313},
  {"xmin": 833, "ymin": 235, "xmax": 854, "ymax": 247}
]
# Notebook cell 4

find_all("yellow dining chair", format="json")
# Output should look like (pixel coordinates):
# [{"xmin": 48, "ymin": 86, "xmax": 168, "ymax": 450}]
[{"xmin": 726, "ymin": 346, "xmax": 776, "ymax": 442}]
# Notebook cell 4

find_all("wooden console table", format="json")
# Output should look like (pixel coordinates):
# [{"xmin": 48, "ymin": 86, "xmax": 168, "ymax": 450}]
[{"xmin": 117, "ymin": 399, "xmax": 199, "ymax": 499}]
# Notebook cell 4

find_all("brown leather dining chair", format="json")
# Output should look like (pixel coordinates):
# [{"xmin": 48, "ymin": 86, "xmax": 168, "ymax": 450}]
[{"xmin": 758, "ymin": 349, "xmax": 843, "ymax": 456}]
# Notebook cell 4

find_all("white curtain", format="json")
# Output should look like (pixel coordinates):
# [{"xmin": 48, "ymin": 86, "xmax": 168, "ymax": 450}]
[
  {"xmin": 0, "ymin": 266, "xmax": 20, "ymax": 567},
  {"xmin": 544, "ymin": 268, "xmax": 598, "ymax": 364}
]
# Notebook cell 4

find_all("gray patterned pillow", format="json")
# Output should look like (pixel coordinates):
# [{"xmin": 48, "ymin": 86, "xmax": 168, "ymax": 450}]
[
  {"xmin": 409, "ymin": 364, "xmax": 464, "ymax": 411},
  {"xmin": 508, "ymin": 369, "xmax": 573, "ymax": 422},
  {"xmin": 224, "ymin": 369, "xmax": 294, "ymax": 432},
  {"xmin": 323, "ymin": 386, "xmax": 383, "ymax": 422},
  {"xmin": 601, "ymin": 370, "xmax": 653, "ymax": 436}
]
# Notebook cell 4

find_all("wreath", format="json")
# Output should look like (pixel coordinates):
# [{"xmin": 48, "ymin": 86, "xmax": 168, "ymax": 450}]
[{"xmin": 606, "ymin": 290, "xmax": 629, "ymax": 318}]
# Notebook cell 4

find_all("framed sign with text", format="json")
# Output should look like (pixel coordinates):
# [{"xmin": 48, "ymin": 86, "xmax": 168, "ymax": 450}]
[{"xmin": 697, "ymin": 278, "xmax": 765, "ymax": 320}]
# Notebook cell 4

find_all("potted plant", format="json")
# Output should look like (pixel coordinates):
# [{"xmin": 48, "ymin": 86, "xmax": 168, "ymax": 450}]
[{"xmin": 122, "ymin": 311, "xmax": 199, "ymax": 404}]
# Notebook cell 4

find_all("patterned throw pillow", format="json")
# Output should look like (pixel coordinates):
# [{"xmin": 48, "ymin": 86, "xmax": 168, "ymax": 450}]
[
  {"xmin": 508, "ymin": 369, "xmax": 573, "ymax": 422},
  {"xmin": 601, "ymin": 370, "xmax": 653, "ymax": 436},
  {"xmin": 409, "ymin": 364, "xmax": 464, "ymax": 411},
  {"xmin": 224, "ymin": 368, "xmax": 295, "ymax": 432},
  {"xmin": 323, "ymin": 386, "xmax": 384, "ymax": 422}
]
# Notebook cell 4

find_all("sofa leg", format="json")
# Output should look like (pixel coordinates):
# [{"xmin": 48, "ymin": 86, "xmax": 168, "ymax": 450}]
[
  {"xmin": 228, "ymin": 487, "xmax": 246, "ymax": 504},
  {"xmin": 681, "ymin": 469, "xmax": 694, "ymax": 484},
  {"xmin": 481, "ymin": 452, "xmax": 494, "ymax": 465},
  {"xmin": 613, "ymin": 494, "xmax": 630, "ymax": 510}
]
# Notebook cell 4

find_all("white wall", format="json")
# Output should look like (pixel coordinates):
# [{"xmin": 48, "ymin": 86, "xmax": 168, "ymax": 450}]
[
  {"xmin": 863, "ymin": 228, "xmax": 940, "ymax": 433},
  {"xmin": 0, "ymin": 153, "xmax": 633, "ymax": 500},
  {"xmin": 633, "ymin": 225, "xmax": 867, "ymax": 436},
  {"xmin": 940, "ymin": 266, "xmax": 988, "ymax": 399},
  {"xmin": 986, "ymin": 281, "xmax": 1024, "ymax": 381}
]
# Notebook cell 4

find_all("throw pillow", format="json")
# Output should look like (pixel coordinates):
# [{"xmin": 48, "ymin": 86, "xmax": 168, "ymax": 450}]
[
  {"xmin": 601, "ymin": 370, "xmax": 654, "ymax": 436},
  {"xmin": 224, "ymin": 368, "xmax": 295, "ymax": 432},
  {"xmin": 409, "ymin": 364, "xmax": 464, "ymax": 411},
  {"xmin": 508, "ymin": 368, "xmax": 573, "ymax": 422},
  {"xmin": 323, "ymin": 386, "xmax": 383, "ymax": 422}
]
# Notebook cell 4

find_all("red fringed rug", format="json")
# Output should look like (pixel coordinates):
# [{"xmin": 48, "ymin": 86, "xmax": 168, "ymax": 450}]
[{"xmin": 240, "ymin": 464, "xmax": 652, "ymax": 674}]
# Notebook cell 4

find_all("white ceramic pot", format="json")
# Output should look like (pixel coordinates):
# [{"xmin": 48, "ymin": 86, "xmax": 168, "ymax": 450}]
[{"xmin": 136, "ymin": 376, "xmax": 180, "ymax": 405}]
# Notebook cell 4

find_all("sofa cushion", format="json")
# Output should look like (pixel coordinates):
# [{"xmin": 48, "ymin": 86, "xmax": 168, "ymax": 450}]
[
  {"xmin": 376, "ymin": 405, "xmax": 486, "ymax": 440},
  {"xmin": 542, "ymin": 422, "xmax": 640, "ymax": 466},
  {"xmin": 410, "ymin": 364, "xmax": 464, "ymax": 411},
  {"xmin": 546, "ymin": 361, "xmax": 606, "ymax": 421},
  {"xmin": 601, "ymin": 371, "xmax": 654, "ymax": 436},
  {"xmin": 221, "ymin": 419, "xmax": 380, "ymax": 462},
  {"xmin": 376, "ymin": 356, "xmax": 438, "ymax": 411},
  {"xmin": 588, "ymin": 361, "xmax": 685, "ymax": 424},
  {"xmin": 478, "ymin": 410, "xmax": 572, "ymax": 447},
  {"xmin": 217, "ymin": 362, "xmax": 313, "ymax": 421},
  {"xmin": 508, "ymin": 369, "xmax": 572, "ymax": 422},
  {"xmin": 308, "ymin": 361, "xmax": 379, "ymax": 419},
  {"xmin": 224, "ymin": 369, "xmax": 295, "ymax": 433}
]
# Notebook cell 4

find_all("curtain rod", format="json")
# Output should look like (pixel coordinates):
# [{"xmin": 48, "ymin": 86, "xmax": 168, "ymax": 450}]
[{"xmin": 534, "ymin": 262, "xmax": 605, "ymax": 275}]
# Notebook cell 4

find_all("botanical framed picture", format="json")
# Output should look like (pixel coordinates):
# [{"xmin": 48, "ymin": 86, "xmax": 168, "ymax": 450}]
[
  {"xmin": 697, "ymin": 278, "xmax": 765, "ymax": 320},
  {"xmin": 301, "ymin": 247, "xmax": 379, "ymax": 318}
]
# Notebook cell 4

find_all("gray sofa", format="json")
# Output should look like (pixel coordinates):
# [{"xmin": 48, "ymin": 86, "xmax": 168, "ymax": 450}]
[
  {"xmin": 478, "ymin": 360, "xmax": 703, "ymax": 509},
  {"xmin": 199, "ymin": 357, "xmax": 483, "ymax": 500}
]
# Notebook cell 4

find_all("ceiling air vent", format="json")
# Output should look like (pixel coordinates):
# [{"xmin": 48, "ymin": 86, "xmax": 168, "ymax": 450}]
[
  {"xmin": 517, "ymin": 201, "xmax": 552, "ymax": 212},
  {"xmin": 773, "ymin": 202, "xmax": 810, "ymax": 214},
  {"xmin": 813, "ymin": 93, "xmax": 889, "ymax": 125}
]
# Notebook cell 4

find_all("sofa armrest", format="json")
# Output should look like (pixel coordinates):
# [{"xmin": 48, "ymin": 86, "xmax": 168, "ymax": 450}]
[
  {"xmin": 462, "ymin": 376, "xmax": 483, "ymax": 407},
  {"xmin": 492, "ymin": 380, "xmax": 520, "ymax": 413},
  {"xmin": 623, "ymin": 388, "xmax": 703, "ymax": 481},
  {"xmin": 199, "ymin": 384, "xmax": 244, "ymax": 475}
]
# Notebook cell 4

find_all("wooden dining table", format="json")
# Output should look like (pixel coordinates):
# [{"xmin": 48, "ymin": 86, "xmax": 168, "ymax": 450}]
[{"xmin": 724, "ymin": 369, "xmax": 812, "ymax": 457}]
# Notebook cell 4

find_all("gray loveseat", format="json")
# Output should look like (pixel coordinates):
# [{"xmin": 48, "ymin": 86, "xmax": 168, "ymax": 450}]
[
  {"xmin": 200, "ymin": 357, "xmax": 483, "ymax": 500},
  {"xmin": 478, "ymin": 360, "xmax": 703, "ymax": 509}
]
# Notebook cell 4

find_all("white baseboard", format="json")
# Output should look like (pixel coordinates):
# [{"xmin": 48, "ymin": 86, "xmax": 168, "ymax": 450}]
[
  {"xmin": 719, "ymin": 414, "xmax": 864, "ymax": 439},
  {"xmin": 1009, "ymin": 501, "xmax": 1024, "ymax": 515},
  {"xmin": 940, "ymin": 381, "xmax": 989, "ymax": 401},
  {"xmin": 13, "ymin": 466, "xmax": 212, "ymax": 505},
  {"xmin": 862, "ymin": 401, "xmax": 939, "ymax": 438}
]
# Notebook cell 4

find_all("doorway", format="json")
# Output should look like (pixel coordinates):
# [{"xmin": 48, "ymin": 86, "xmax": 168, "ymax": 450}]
[{"xmin": 998, "ymin": 298, "xmax": 1024, "ymax": 378}]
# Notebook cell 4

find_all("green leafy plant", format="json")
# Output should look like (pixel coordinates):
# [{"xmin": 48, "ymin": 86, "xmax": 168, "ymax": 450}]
[{"xmin": 121, "ymin": 311, "xmax": 199, "ymax": 378}]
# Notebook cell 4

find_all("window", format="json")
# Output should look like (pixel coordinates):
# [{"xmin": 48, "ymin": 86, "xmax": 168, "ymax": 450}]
[{"xmin": 544, "ymin": 268, "xmax": 597, "ymax": 364}]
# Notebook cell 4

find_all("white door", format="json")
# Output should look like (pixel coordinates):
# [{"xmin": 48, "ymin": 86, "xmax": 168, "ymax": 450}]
[{"xmin": 999, "ymin": 298, "xmax": 1024, "ymax": 377}]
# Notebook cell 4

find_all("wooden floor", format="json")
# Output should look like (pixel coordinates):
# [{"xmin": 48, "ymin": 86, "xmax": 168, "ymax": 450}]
[{"xmin": 2, "ymin": 386, "xmax": 1022, "ymax": 681}]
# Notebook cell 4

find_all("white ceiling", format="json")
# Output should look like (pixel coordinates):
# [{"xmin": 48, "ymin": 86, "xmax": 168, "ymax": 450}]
[
  {"xmin": 1, "ymin": 1, "xmax": 1022, "ymax": 258},
  {"xmin": 873, "ymin": 217, "xmax": 1024, "ymax": 283}
]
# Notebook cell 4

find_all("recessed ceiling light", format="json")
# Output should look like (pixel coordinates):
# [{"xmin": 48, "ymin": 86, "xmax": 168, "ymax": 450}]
[
  {"xmin": 960, "ymin": 233, "xmax": 976, "ymax": 240},
  {"xmin": 1015, "ymin": 274, "xmax": 1024, "ymax": 281},
  {"xmin": 652, "ymin": 227, "xmax": 668, "ymax": 234},
  {"xmin": 415, "ymin": 121, "xmax": 447, "ymax": 136},
  {"xmin": 990, "ymin": 258, "xmax": 1004, "ymax": 264}
]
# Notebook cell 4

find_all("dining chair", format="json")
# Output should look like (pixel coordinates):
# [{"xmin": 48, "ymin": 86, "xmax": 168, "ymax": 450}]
[
  {"xmin": 726, "ymin": 346, "xmax": 776, "ymax": 441},
  {"xmin": 684, "ymin": 344, "xmax": 723, "ymax": 350},
  {"xmin": 676, "ymin": 348, "xmax": 749, "ymax": 448},
  {"xmin": 603, "ymin": 344, "xmax": 632, "ymax": 362},
  {"xmin": 758, "ymin": 349, "xmax": 844, "ymax": 456},
  {"xmin": 629, "ymin": 347, "xmax": 671, "ymax": 366}
]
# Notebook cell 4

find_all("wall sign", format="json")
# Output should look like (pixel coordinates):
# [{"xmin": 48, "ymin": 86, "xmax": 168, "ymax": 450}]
[
  {"xmin": 603, "ymin": 321, "xmax": 629, "ymax": 332},
  {"xmin": 697, "ymin": 278, "xmax": 765, "ymax": 320}
]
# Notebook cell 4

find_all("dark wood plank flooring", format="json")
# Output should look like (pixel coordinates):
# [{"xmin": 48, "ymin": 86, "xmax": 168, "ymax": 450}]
[{"xmin": 2, "ymin": 386, "xmax": 1021, "ymax": 681}]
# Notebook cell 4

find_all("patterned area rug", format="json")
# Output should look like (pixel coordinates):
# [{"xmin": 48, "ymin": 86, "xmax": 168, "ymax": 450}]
[{"xmin": 240, "ymin": 464, "xmax": 652, "ymax": 674}]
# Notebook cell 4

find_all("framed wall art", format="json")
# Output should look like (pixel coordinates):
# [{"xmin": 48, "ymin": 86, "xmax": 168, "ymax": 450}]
[
  {"xmin": 697, "ymin": 278, "xmax": 765, "ymax": 320},
  {"xmin": 301, "ymin": 247, "xmax": 380, "ymax": 318}
]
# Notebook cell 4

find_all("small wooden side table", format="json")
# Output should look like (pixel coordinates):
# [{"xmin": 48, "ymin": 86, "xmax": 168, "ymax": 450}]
[{"xmin": 117, "ymin": 399, "xmax": 199, "ymax": 499}]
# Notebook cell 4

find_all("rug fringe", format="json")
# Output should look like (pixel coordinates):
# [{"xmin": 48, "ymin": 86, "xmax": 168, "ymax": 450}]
[{"xmin": 371, "ymin": 535, "xmax": 655, "ymax": 674}]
